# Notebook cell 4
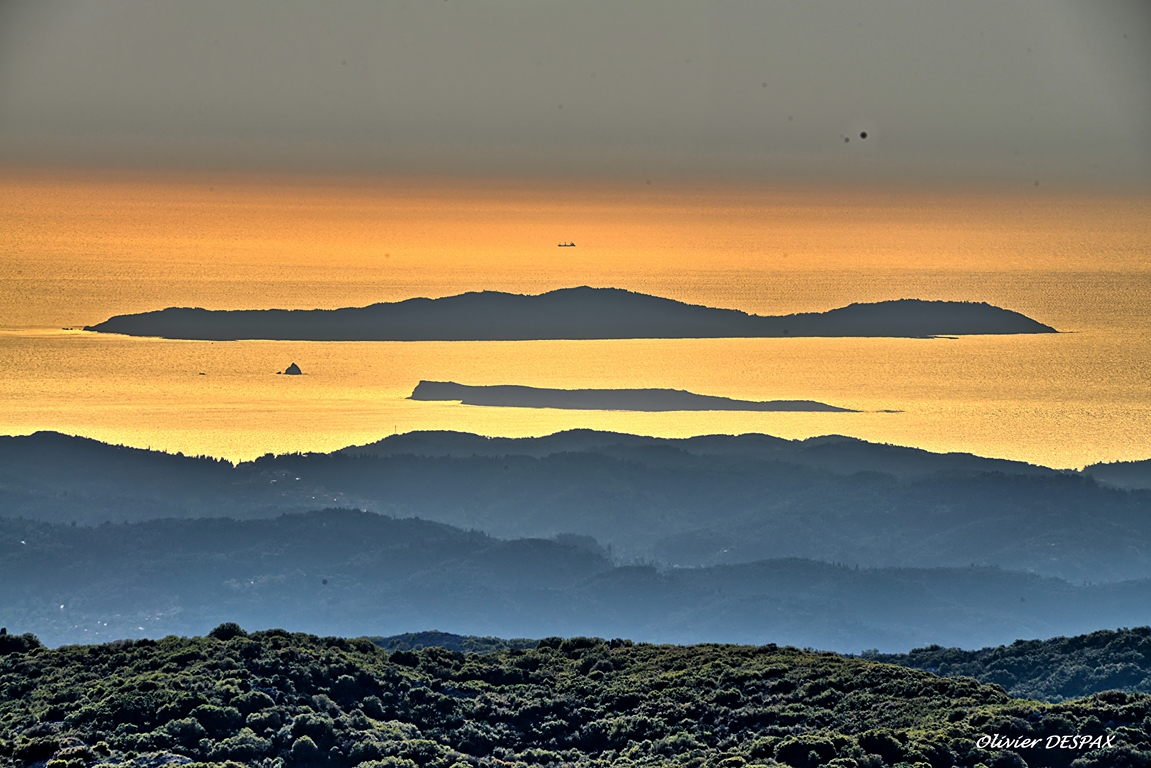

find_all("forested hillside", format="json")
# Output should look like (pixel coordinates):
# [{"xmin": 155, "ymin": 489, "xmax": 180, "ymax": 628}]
[
  {"xmin": 875, "ymin": 627, "xmax": 1151, "ymax": 703},
  {"xmin": 372, "ymin": 629, "xmax": 1151, "ymax": 705},
  {"xmin": 1, "ymin": 627, "xmax": 1144, "ymax": 768},
  {"xmin": 372, "ymin": 633, "xmax": 538, "ymax": 655}
]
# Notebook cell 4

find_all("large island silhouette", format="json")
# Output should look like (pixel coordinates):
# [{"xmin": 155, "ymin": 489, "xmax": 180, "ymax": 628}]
[
  {"xmin": 84, "ymin": 286, "xmax": 1056, "ymax": 340},
  {"xmin": 410, "ymin": 380, "xmax": 855, "ymax": 412}
]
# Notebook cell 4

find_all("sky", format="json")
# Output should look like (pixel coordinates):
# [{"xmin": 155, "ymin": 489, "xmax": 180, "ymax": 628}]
[{"xmin": 1, "ymin": 0, "xmax": 1149, "ymax": 185}]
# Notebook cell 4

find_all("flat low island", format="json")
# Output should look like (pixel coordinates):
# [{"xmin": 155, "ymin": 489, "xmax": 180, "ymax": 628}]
[
  {"xmin": 84, "ymin": 286, "xmax": 1057, "ymax": 341},
  {"xmin": 409, "ymin": 380, "xmax": 856, "ymax": 412}
]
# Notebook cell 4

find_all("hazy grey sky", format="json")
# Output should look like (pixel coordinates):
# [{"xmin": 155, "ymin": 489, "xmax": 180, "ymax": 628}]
[{"xmin": 1, "ymin": 0, "xmax": 1148, "ymax": 184}]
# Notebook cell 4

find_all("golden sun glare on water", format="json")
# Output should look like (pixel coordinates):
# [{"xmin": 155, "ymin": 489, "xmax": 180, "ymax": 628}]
[
  {"xmin": 4, "ymin": 171, "xmax": 1149, "ymax": 326},
  {"xmin": 1, "ymin": 172, "xmax": 1149, "ymax": 467}
]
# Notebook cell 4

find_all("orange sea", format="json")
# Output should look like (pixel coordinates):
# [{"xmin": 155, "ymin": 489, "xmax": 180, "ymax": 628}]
[{"xmin": 1, "ymin": 172, "xmax": 1148, "ymax": 467}]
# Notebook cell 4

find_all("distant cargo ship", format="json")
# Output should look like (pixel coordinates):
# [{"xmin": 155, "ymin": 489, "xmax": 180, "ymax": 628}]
[{"xmin": 557, "ymin": 242, "xmax": 576, "ymax": 247}]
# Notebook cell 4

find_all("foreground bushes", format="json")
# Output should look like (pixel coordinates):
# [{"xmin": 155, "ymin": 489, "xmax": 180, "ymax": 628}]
[
  {"xmin": 1, "ymin": 627, "xmax": 1149, "ymax": 767},
  {"xmin": 873, "ymin": 626, "xmax": 1151, "ymax": 702}
]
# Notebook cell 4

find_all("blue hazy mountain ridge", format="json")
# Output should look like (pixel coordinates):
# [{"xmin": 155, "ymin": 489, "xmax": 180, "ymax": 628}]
[
  {"xmin": 4, "ymin": 508, "xmax": 1151, "ymax": 655},
  {"xmin": 83, "ymin": 286, "xmax": 1057, "ymax": 340},
  {"xmin": 2, "ymin": 431, "xmax": 1151, "ymax": 583},
  {"xmin": 345, "ymin": 429, "xmax": 1057, "ymax": 478},
  {"xmin": 409, "ymin": 380, "xmax": 855, "ymax": 412},
  {"xmin": 1083, "ymin": 458, "xmax": 1151, "ymax": 490}
]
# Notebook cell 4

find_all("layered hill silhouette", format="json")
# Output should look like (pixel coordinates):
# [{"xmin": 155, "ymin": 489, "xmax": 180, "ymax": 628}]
[
  {"xmin": 410, "ymin": 380, "xmax": 855, "ymax": 411},
  {"xmin": 2, "ymin": 430, "xmax": 1150, "ymax": 583},
  {"xmin": 5, "ymin": 508, "xmax": 1151, "ymax": 653},
  {"xmin": 84, "ymin": 286, "xmax": 1056, "ymax": 340},
  {"xmin": 1084, "ymin": 457, "xmax": 1151, "ymax": 490}
]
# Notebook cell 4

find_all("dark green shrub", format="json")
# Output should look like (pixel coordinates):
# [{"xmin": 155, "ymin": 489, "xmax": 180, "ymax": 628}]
[
  {"xmin": 290, "ymin": 713, "xmax": 335, "ymax": 746},
  {"xmin": 290, "ymin": 735, "xmax": 320, "ymax": 766},
  {"xmin": 857, "ymin": 730, "xmax": 907, "ymax": 764},
  {"xmin": 208, "ymin": 623, "xmax": 247, "ymax": 642},
  {"xmin": 234, "ymin": 690, "xmax": 275, "ymax": 714},
  {"xmin": 361, "ymin": 696, "xmax": 387, "ymax": 719},
  {"xmin": 16, "ymin": 737, "xmax": 60, "ymax": 763},
  {"xmin": 559, "ymin": 636, "xmax": 604, "ymax": 656},
  {"xmin": 394, "ymin": 738, "xmax": 448, "ymax": 766},
  {"xmin": 53, "ymin": 743, "xmax": 94, "ymax": 763},
  {"xmin": 163, "ymin": 717, "xmax": 207, "ymax": 748},
  {"xmin": 0, "ymin": 632, "xmax": 43, "ymax": 656},
  {"xmin": 209, "ymin": 727, "xmax": 272, "ymax": 762},
  {"xmin": 189, "ymin": 704, "xmax": 242, "ymax": 738},
  {"xmin": 773, "ymin": 735, "xmax": 840, "ymax": 767},
  {"xmin": 356, "ymin": 759, "xmax": 417, "ymax": 768},
  {"xmin": 246, "ymin": 709, "xmax": 281, "ymax": 733}
]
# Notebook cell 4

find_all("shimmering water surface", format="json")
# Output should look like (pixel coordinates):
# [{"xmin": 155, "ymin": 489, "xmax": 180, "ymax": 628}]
[{"xmin": 2, "ymin": 173, "xmax": 1149, "ymax": 467}]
